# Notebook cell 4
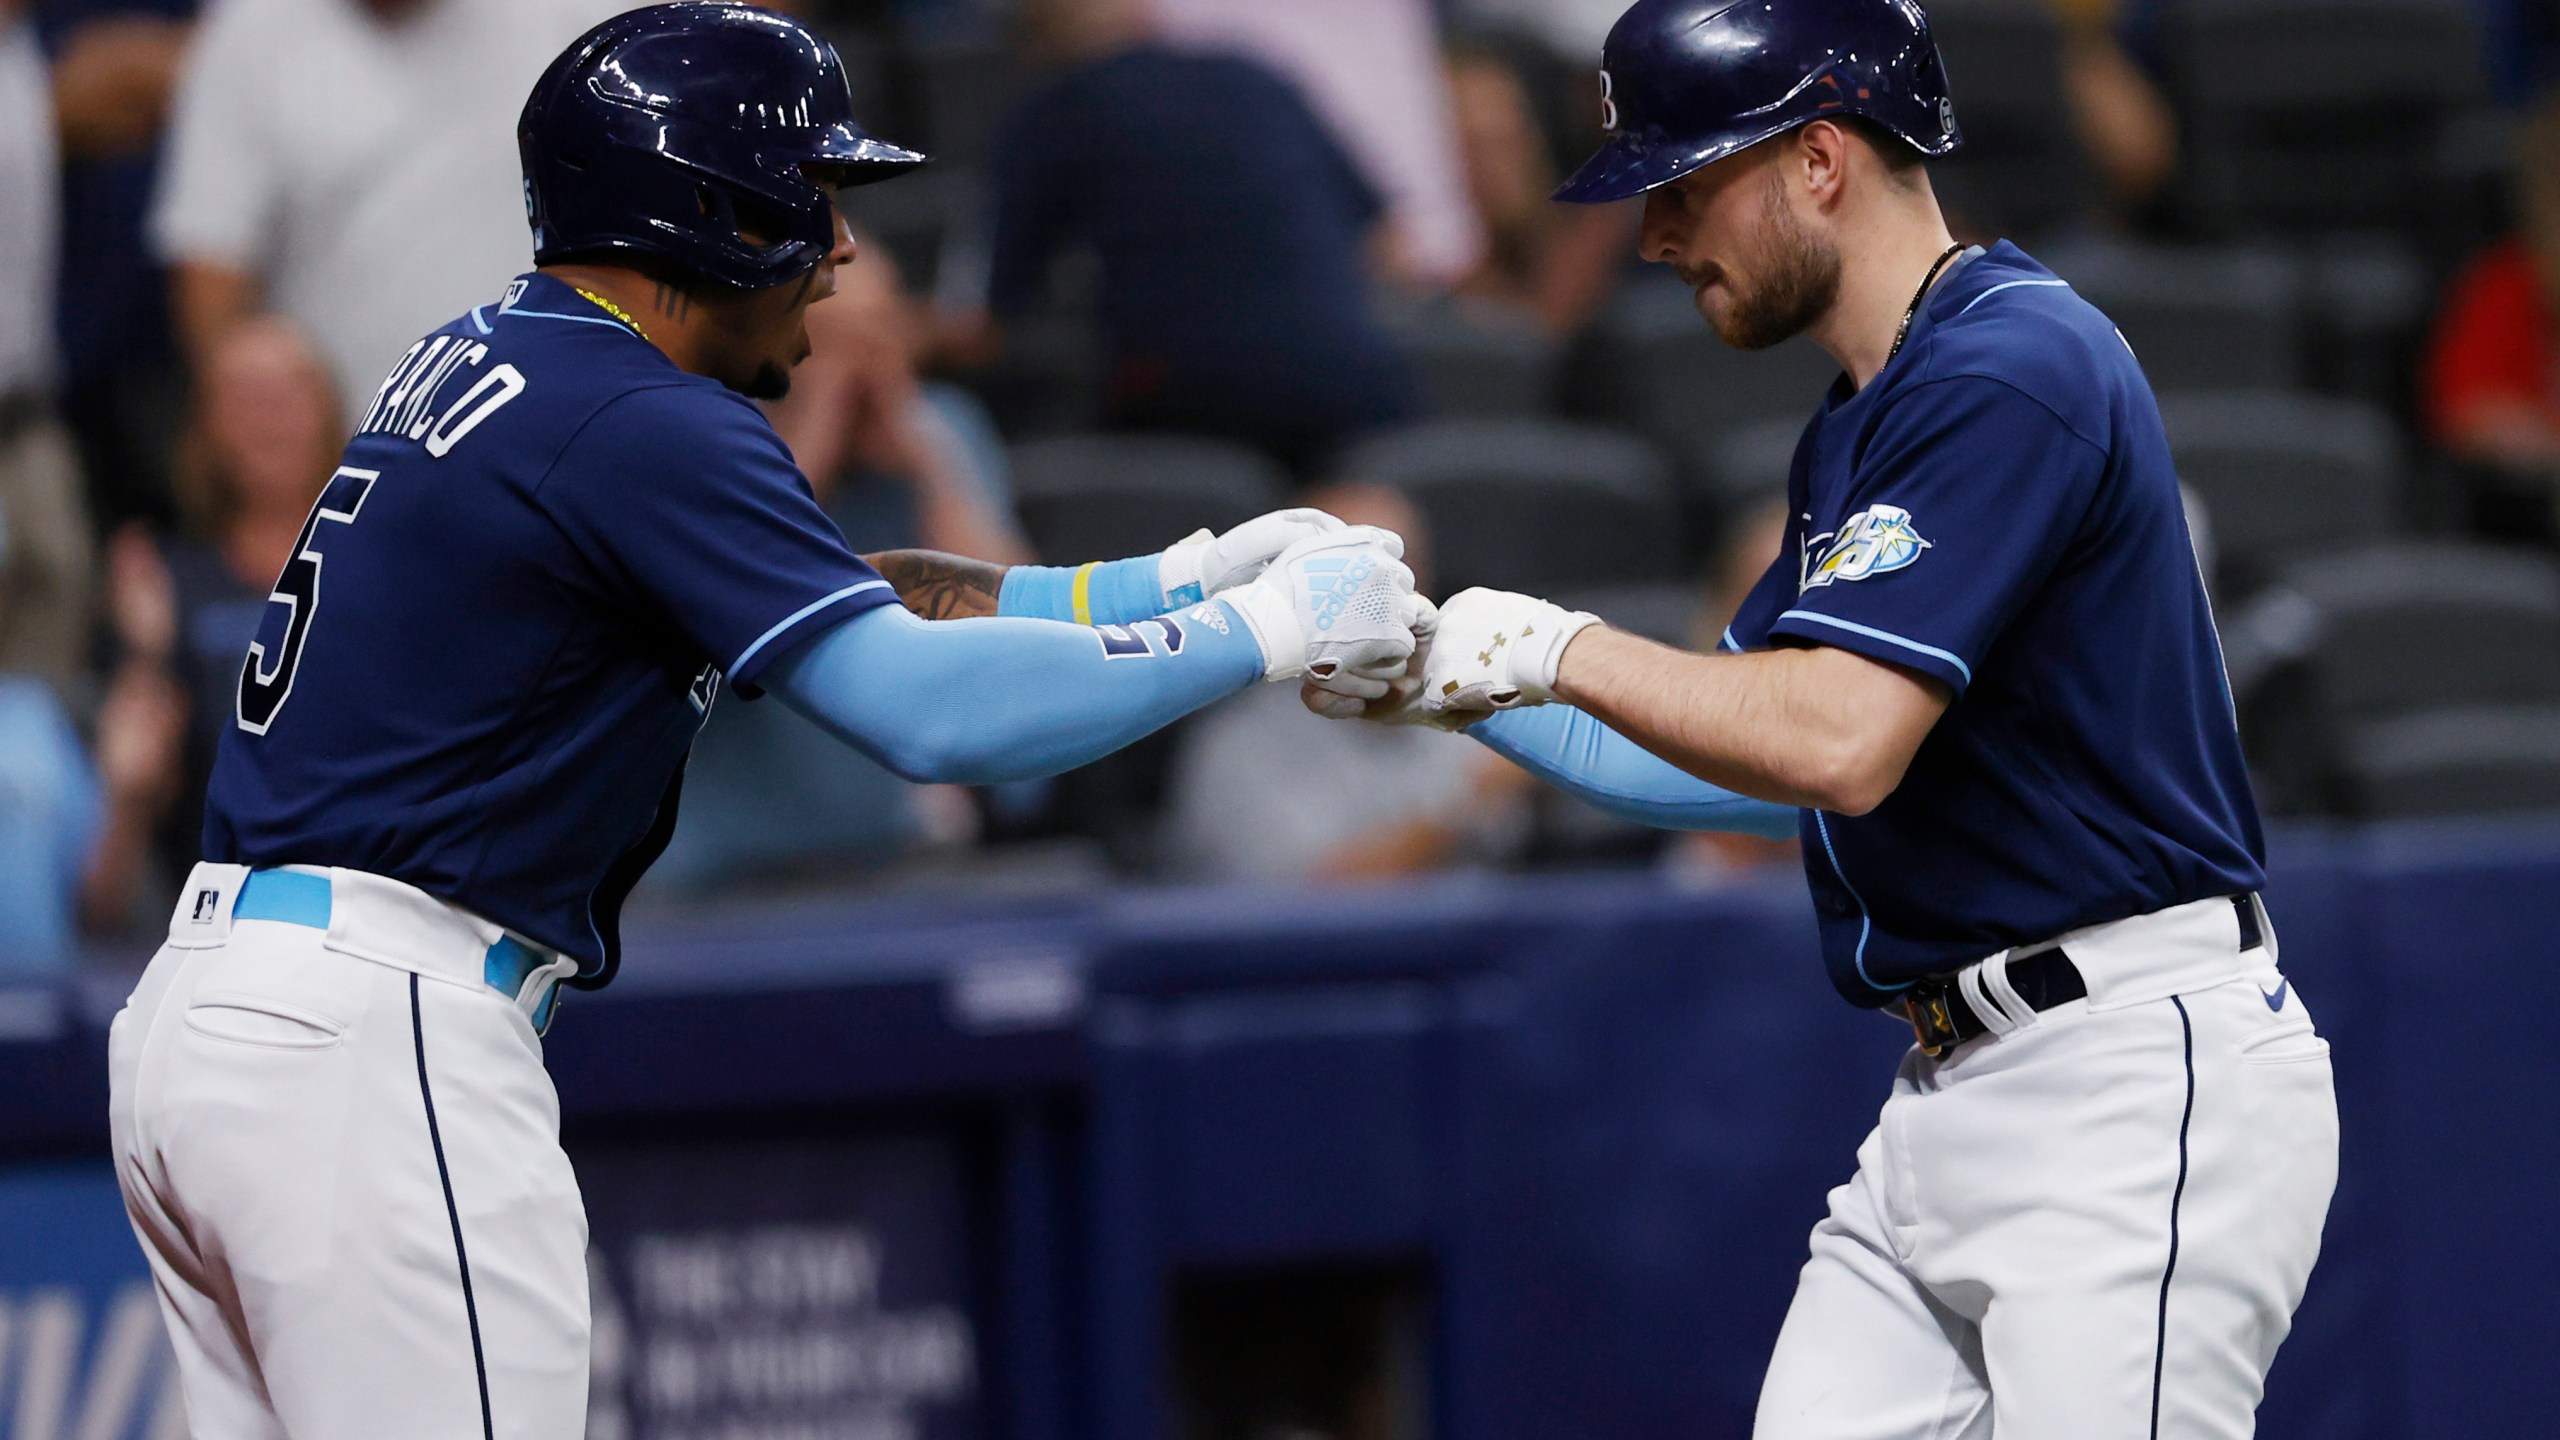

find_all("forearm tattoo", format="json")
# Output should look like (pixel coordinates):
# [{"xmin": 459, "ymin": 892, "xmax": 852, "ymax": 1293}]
[{"xmin": 865, "ymin": 549, "xmax": 1007, "ymax": 620}]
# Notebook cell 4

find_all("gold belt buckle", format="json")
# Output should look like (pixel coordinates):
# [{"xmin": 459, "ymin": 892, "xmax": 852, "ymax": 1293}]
[{"xmin": 1904, "ymin": 989, "xmax": 1959, "ymax": 1057}]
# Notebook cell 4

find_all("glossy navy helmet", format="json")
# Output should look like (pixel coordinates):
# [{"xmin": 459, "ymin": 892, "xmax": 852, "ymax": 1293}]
[
  {"xmin": 1555, "ymin": 0, "xmax": 1961, "ymax": 204},
  {"xmin": 519, "ymin": 3, "xmax": 927, "ymax": 290}
]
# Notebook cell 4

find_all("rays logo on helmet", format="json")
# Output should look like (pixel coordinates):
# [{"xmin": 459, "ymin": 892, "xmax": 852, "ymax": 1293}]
[
  {"xmin": 1801, "ymin": 505, "xmax": 1932, "ymax": 590},
  {"xmin": 1598, "ymin": 70, "xmax": 1618, "ymax": 132}
]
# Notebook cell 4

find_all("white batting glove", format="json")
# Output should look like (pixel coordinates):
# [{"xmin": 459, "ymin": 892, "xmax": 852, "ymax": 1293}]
[
  {"xmin": 1418, "ymin": 586, "xmax": 1602, "ymax": 717},
  {"xmin": 1158, "ymin": 508, "xmax": 1345, "ymax": 609},
  {"xmin": 1302, "ymin": 595, "xmax": 1441, "ymax": 720},
  {"xmin": 1218, "ymin": 526, "xmax": 1428, "ymax": 693}
]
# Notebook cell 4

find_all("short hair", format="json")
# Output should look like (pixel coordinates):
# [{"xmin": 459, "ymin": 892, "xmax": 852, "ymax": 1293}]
[{"xmin": 1838, "ymin": 115, "xmax": 1929, "ymax": 182}]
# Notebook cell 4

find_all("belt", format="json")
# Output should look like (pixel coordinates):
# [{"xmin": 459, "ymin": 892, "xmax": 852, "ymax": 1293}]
[
  {"xmin": 233, "ymin": 868, "xmax": 572, "ymax": 1034},
  {"xmin": 1902, "ymin": 894, "xmax": 2265, "ymax": 1057}
]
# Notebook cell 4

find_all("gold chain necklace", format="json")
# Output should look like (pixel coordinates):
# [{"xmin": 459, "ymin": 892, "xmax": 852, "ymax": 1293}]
[{"xmin": 572, "ymin": 286, "xmax": 650, "ymax": 341}]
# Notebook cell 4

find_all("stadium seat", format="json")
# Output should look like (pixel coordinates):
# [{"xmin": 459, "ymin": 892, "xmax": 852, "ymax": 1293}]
[
  {"xmin": 2166, "ymin": 0, "xmax": 2484, "ymax": 236},
  {"xmin": 1009, "ymin": 434, "xmax": 1290, "ymax": 566},
  {"xmin": 2221, "ymin": 542, "xmax": 2560, "ymax": 814},
  {"xmin": 1698, "ymin": 417, "xmax": 1805, "ymax": 517},
  {"xmin": 2337, "ymin": 704, "xmax": 2560, "ymax": 818},
  {"xmin": 1337, "ymin": 418, "xmax": 1681, "ymax": 593},
  {"xmin": 2298, "ymin": 234, "xmax": 2433, "ymax": 408},
  {"xmin": 1550, "ymin": 581, "xmax": 1708, "ymax": 648},
  {"xmin": 1381, "ymin": 299, "xmax": 1560, "ymax": 419},
  {"xmin": 907, "ymin": 41, "xmax": 1031, "ymax": 171},
  {"xmin": 2155, "ymin": 391, "xmax": 2401, "ymax": 593},
  {"xmin": 839, "ymin": 164, "xmax": 969, "ymax": 294},
  {"xmin": 1923, "ymin": 0, "xmax": 2095, "ymax": 236},
  {"xmin": 1567, "ymin": 271, "xmax": 1843, "ymax": 456},
  {"xmin": 2036, "ymin": 241, "xmax": 2304, "ymax": 392}
]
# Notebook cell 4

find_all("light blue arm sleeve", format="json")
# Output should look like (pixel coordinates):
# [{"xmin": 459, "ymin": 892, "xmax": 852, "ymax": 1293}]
[
  {"xmin": 996, "ymin": 555, "xmax": 1166, "ymax": 625},
  {"xmin": 1471, "ymin": 705, "xmax": 1801, "ymax": 838},
  {"xmin": 764, "ymin": 601, "xmax": 1261, "ymax": 785}
]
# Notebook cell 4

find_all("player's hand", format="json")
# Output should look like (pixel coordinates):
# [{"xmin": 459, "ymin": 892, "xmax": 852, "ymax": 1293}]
[
  {"xmin": 1218, "ymin": 526, "xmax": 1429, "ymax": 691},
  {"xmin": 1300, "ymin": 602, "xmax": 1466, "ymax": 724},
  {"xmin": 1416, "ymin": 586, "xmax": 1602, "ymax": 718},
  {"xmin": 1158, "ymin": 508, "xmax": 1345, "ymax": 609}
]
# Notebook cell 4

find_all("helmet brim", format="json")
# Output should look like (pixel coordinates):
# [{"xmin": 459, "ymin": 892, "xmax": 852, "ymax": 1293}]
[
  {"xmin": 807, "ymin": 127, "xmax": 930, "ymax": 186},
  {"xmin": 1551, "ymin": 119, "xmax": 1794, "ymax": 204}
]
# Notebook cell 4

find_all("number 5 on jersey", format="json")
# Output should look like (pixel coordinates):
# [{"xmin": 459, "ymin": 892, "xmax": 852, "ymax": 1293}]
[{"xmin": 238, "ymin": 466, "xmax": 378, "ymax": 735}]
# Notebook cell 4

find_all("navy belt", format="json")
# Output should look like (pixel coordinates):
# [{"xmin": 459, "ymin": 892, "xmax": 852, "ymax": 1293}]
[
  {"xmin": 232, "ymin": 869, "xmax": 569, "ymax": 1034},
  {"xmin": 1902, "ymin": 894, "xmax": 2264, "ymax": 1057}
]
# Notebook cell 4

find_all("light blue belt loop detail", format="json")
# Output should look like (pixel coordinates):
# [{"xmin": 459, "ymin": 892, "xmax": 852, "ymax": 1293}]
[
  {"xmin": 232, "ymin": 868, "xmax": 333, "ymax": 928},
  {"xmin": 232, "ymin": 869, "xmax": 571, "ymax": 1033}
]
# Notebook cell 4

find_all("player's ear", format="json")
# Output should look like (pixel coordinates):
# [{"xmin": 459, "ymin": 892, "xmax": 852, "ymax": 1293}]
[{"xmin": 1793, "ymin": 121, "xmax": 1852, "ymax": 206}]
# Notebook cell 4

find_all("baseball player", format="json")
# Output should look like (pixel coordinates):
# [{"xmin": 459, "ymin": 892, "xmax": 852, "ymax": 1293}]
[
  {"xmin": 1350, "ymin": 0, "xmax": 2340, "ymax": 1434},
  {"xmin": 105, "ymin": 6, "xmax": 1428, "ymax": 1436}
]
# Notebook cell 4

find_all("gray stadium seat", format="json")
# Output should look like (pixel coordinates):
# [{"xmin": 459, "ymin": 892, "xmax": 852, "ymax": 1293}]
[
  {"xmin": 2338, "ymin": 704, "xmax": 2560, "ymax": 818},
  {"xmin": 1924, "ymin": 0, "xmax": 2095, "ymax": 236},
  {"xmin": 1337, "ymin": 419, "xmax": 1681, "ymax": 593},
  {"xmin": 1699, "ymin": 417, "xmax": 1805, "ymax": 516},
  {"xmin": 2035, "ymin": 241, "xmax": 2304, "ymax": 392},
  {"xmin": 2167, "ymin": 0, "xmax": 2484, "ymax": 236},
  {"xmin": 1569, "ymin": 271, "xmax": 1842, "ymax": 456},
  {"xmin": 1009, "ymin": 434, "xmax": 1290, "ymax": 566},
  {"xmin": 1550, "ymin": 582, "xmax": 1709, "ymax": 649},
  {"xmin": 1381, "ymin": 299, "xmax": 1560, "ymax": 419},
  {"xmin": 2221, "ymin": 542, "xmax": 2560, "ymax": 815},
  {"xmin": 2155, "ymin": 391, "xmax": 2400, "ymax": 593},
  {"xmin": 909, "ymin": 40, "xmax": 1030, "ymax": 170}
]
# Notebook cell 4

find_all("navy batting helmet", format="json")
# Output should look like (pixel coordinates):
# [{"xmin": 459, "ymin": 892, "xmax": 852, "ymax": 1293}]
[
  {"xmin": 519, "ymin": 3, "xmax": 927, "ymax": 291},
  {"xmin": 1555, "ymin": 0, "xmax": 1961, "ymax": 205}
]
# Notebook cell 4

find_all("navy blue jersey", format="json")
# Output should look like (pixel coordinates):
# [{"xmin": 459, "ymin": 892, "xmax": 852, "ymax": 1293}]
[
  {"xmin": 202, "ymin": 274, "xmax": 899, "ymax": 976},
  {"xmin": 1723, "ymin": 242, "xmax": 2265, "ymax": 1006}
]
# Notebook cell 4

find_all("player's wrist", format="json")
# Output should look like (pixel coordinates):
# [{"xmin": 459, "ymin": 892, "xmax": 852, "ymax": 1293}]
[
  {"xmin": 1510, "ymin": 605, "xmax": 1602, "ymax": 704},
  {"xmin": 1215, "ymin": 579, "xmax": 1300, "ymax": 678},
  {"xmin": 1545, "ymin": 618, "xmax": 1612, "ymax": 708},
  {"xmin": 1157, "ymin": 531, "xmax": 1213, "ymax": 610}
]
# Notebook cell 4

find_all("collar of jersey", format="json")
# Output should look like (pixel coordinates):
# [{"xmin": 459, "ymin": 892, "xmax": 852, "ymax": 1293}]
[
  {"xmin": 501, "ymin": 273, "xmax": 650, "ymax": 342},
  {"xmin": 1822, "ymin": 241, "xmax": 2013, "ymax": 416}
]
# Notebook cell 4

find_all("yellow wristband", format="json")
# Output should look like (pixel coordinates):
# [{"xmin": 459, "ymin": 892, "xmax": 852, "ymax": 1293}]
[{"xmin": 1070, "ymin": 561, "xmax": 1099, "ymax": 627}]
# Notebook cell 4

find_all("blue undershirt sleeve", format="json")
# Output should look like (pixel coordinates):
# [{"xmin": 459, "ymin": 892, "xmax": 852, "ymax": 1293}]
[
  {"xmin": 763, "ymin": 601, "xmax": 1263, "ymax": 785},
  {"xmin": 1472, "ymin": 705, "xmax": 1801, "ymax": 839},
  {"xmin": 995, "ymin": 554, "xmax": 1166, "ymax": 625}
]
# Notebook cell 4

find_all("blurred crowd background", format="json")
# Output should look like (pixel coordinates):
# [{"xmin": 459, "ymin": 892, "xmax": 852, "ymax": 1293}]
[{"xmin": 6, "ymin": 0, "xmax": 2560, "ymax": 971}]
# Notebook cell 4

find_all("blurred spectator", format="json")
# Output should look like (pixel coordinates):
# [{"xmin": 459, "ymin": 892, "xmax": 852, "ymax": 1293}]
[
  {"xmin": 653, "ymin": 243, "xmax": 1034, "ymax": 895},
  {"xmin": 2425, "ymin": 91, "xmax": 2560, "ymax": 530},
  {"xmin": 39, "ymin": 0, "xmax": 197, "ymax": 532},
  {"xmin": 1449, "ymin": 0, "xmax": 1623, "ymax": 66},
  {"xmin": 1147, "ymin": 0, "xmax": 1483, "ymax": 284},
  {"xmin": 980, "ymin": 0, "xmax": 1421, "ymax": 475},
  {"xmin": 2042, "ymin": 0, "xmax": 2179, "ymax": 218},
  {"xmin": 80, "ymin": 319, "xmax": 339, "ymax": 914},
  {"xmin": 0, "ymin": 670, "xmax": 97, "ymax": 972},
  {"xmin": 1, "ymin": 0, "xmax": 97, "ymax": 701},
  {"xmin": 151, "ymin": 0, "xmax": 616, "ymax": 407},
  {"xmin": 1165, "ymin": 483, "xmax": 1531, "ymax": 883},
  {"xmin": 1444, "ymin": 37, "xmax": 1634, "ymax": 337},
  {"xmin": 1665, "ymin": 495, "xmax": 1799, "ymax": 884}
]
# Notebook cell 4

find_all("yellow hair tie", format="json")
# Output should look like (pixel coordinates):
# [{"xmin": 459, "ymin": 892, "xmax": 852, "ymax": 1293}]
[{"xmin": 1070, "ymin": 561, "xmax": 1099, "ymax": 627}]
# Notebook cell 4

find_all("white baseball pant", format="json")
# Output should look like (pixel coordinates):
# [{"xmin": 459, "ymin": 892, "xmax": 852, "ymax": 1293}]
[
  {"xmin": 1755, "ymin": 895, "xmax": 2339, "ymax": 1440},
  {"xmin": 108, "ymin": 863, "xmax": 592, "ymax": 1439}
]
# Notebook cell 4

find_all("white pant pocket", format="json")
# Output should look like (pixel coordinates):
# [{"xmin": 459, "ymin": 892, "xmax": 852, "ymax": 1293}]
[
  {"xmin": 183, "ymin": 993, "xmax": 347, "ymax": 1051},
  {"xmin": 2237, "ymin": 1017, "xmax": 2329, "ymax": 1066}
]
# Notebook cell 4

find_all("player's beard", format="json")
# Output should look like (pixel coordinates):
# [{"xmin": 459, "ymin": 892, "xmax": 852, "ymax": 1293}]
[
  {"xmin": 741, "ymin": 362, "xmax": 793, "ymax": 401},
  {"xmin": 1712, "ymin": 169, "xmax": 1841, "ymax": 352}
]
